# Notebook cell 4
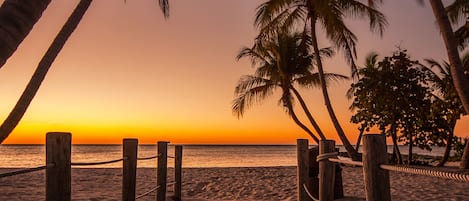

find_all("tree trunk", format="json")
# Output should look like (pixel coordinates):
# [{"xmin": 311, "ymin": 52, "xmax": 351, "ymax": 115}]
[
  {"xmin": 309, "ymin": 18, "xmax": 360, "ymax": 160},
  {"xmin": 390, "ymin": 124, "xmax": 402, "ymax": 164},
  {"xmin": 355, "ymin": 128, "xmax": 364, "ymax": 150},
  {"xmin": 460, "ymin": 139, "xmax": 469, "ymax": 169},
  {"xmin": 290, "ymin": 87, "xmax": 327, "ymax": 140},
  {"xmin": 287, "ymin": 103, "xmax": 320, "ymax": 143},
  {"xmin": 407, "ymin": 131, "xmax": 413, "ymax": 164},
  {"xmin": 0, "ymin": 0, "xmax": 51, "ymax": 68},
  {"xmin": 0, "ymin": 0, "xmax": 92, "ymax": 144},
  {"xmin": 429, "ymin": 0, "xmax": 469, "ymax": 168},
  {"xmin": 437, "ymin": 127, "xmax": 454, "ymax": 167}
]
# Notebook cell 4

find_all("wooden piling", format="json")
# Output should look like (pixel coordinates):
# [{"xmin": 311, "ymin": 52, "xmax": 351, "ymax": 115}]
[
  {"xmin": 157, "ymin": 141, "xmax": 169, "ymax": 201},
  {"xmin": 319, "ymin": 140, "xmax": 335, "ymax": 201},
  {"xmin": 46, "ymin": 132, "xmax": 71, "ymax": 201},
  {"xmin": 296, "ymin": 139, "xmax": 310, "ymax": 201},
  {"xmin": 363, "ymin": 134, "xmax": 391, "ymax": 201},
  {"xmin": 174, "ymin": 145, "xmax": 183, "ymax": 201},
  {"xmin": 122, "ymin": 139, "xmax": 138, "ymax": 201}
]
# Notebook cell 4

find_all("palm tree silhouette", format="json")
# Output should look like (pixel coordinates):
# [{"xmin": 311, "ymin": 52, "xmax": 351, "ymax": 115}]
[
  {"xmin": 233, "ymin": 31, "xmax": 347, "ymax": 143},
  {"xmin": 0, "ymin": 0, "xmax": 170, "ymax": 144},
  {"xmin": 254, "ymin": 0, "xmax": 387, "ymax": 160}
]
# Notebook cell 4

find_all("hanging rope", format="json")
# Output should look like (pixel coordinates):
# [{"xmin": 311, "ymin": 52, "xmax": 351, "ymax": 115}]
[
  {"xmin": 135, "ymin": 185, "xmax": 160, "ymax": 199},
  {"xmin": 329, "ymin": 158, "xmax": 363, "ymax": 167},
  {"xmin": 302, "ymin": 183, "xmax": 319, "ymax": 201},
  {"xmin": 137, "ymin": 155, "xmax": 159, "ymax": 161},
  {"xmin": 380, "ymin": 164, "xmax": 469, "ymax": 182},
  {"xmin": 71, "ymin": 158, "xmax": 124, "ymax": 166},
  {"xmin": 0, "ymin": 163, "xmax": 54, "ymax": 178},
  {"xmin": 316, "ymin": 152, "xmax": 338, "ymax": 162}
]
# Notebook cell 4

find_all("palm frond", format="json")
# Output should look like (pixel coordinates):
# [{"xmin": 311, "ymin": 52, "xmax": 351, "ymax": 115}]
[
  {"xmin": 294, "ymin": 72, "xmax": 348, "ymax": 88},
  {"xmin": 446, "ymin": 0, "xmax": 469, "ymax": 24},
  {"xmin": 159, "ymin": 0, "xmax": 170, "ymax": 18},
  {"xmin": 232, "ymin": 78, "xmax": 277, "ymax": 118}
]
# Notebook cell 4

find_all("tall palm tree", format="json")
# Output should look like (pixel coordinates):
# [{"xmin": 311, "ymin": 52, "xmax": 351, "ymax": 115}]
[
  {"xmin": 422, "ymin": 54, "xmax": 468, "ymax": 166},
  {"xmin": 0, "ymin": 0, "xmax": 170, "ymax": 144},
  {"xmin": 255, "ymin": 0, "xmax": 387, "ymax": 160},
  {"xmin": 233, "ymin": 31, "xmax": 347, "ymax": 143},
  {"xmin": 0, "ymin": 0, "xmax": 51, "ymax": 68},
  {"xmin": 446, "ymin": 0, "xmax": 469, "ymax": 50}
]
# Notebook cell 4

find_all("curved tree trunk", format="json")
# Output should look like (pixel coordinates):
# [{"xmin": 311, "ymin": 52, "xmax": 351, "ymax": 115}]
[
  {"xmin": 0, "ymin": 0, "xmax": 51, "ymax": 68},
  {"xmin": 0, "ymin": 0, "xmax": 92, "ymax": 144},
  {"xmin": 429, "ymin": 0, "xmax": 469, "ymax": 169},
  {"xmin": 310, "ymin": 19, "xmax": 360, "ymax": 161},
  {"xmin": 285, "ymin": 102, "xmax": 320, "ymax": 143},
  {"xmin": 390, "ymin": 123, "xmax": 402, "ymax": 164},
  {"xmin": 437, "ymin": 128, "xmax": 454, "ymax": 167},
  {"xmin": 290, "ymin": 87, "xmax": 327, "ymax": 140}
]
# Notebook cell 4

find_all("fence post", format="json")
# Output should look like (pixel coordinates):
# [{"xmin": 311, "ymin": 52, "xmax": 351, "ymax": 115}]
[
  {"xmin": 174, "ymin": 145, "xmax": 183, "ymax": 201},
  {"xmin": 296, "ymin": 139, "xmax": 310, "ymax": 201},
  {"xmin": 123, "ymin": 139, "xmax": 138, "ymax": 201},
  {"xmin": 363, "ymin": 134, "xmax": 391, "ymax": 201},
  {"xmin": 46, "ymin": 132, "xmax": 71, "ymax": 201},
  {"xmin": 319, "ymin": 140, "xmax": 335, "ymax": 201},
  {"xmin": 157, "ymin": 141, "xmax": 169, "ymax": 201}
]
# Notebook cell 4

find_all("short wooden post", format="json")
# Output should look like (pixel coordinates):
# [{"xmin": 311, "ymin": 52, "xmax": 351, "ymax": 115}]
[
  {"xmin": 334, "ymin": 148, "xmax": 344, "ymax": 199},
  {"xmin": 297, "ymin": 139, "xmax": 310, "ymax": 201},
  {"xmin": 46, "ymin": 132, "xmax": 71, "ymax": 201},
  {"xmin": 157, "ymin": 141, "xmax": 169, "ymax": 201},
  {"xmin": 363, "ymin": 134, "xmax": 391, "ymax": 201},
  {"xmin": 174, "ymin": 145, "xmax": 183, "ymax": 201},
  {"xmin": 122, "ymin": 139, "xmax": 138, "ymax": 201},
  {"xmin": 319, "ymin": 140, "xmax": 335, "ymax": 201},
  {"xmin": 308, "ymin": 147, "xmax": 319, "ymax": 199}
]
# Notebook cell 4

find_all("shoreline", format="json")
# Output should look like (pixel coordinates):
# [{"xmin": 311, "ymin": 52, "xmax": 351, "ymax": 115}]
[{"xmin": 1, "ymin": 166, "xmax": 468, "ymax": 200}]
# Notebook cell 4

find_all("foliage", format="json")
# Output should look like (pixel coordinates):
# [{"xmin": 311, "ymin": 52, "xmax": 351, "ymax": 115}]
[{"xmin": 350, "ymin": 50, "xmax": 441, "ymax": 152}]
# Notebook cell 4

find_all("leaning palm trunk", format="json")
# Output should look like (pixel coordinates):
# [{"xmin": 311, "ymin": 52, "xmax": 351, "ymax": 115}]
[
  {"xmin": 290, "ymin": 87, "xmax": 326, "ymax": 140},
  {"xmin": 286, "ymin": 102, "xmax": 320, "ymax": 143},
  {"xmin": 310, "ymin": 19, "xmax": 360, "ymax": 161},
  {"xmin": 429, "ymin": 0, "xmax": 469, "ymax": 169},
  {"xmin": 0, "ymin": 0, "xmax": 92, "ymax": 144},
  {"xmin": 0, "ymin": 0, "xmax": 51, "ymax": 68},
  {"xmin": 437, "ymin": 128, "xmax": 454, "ymax": 167}
]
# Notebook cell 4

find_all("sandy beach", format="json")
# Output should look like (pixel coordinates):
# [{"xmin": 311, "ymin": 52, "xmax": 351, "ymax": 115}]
[{"xmin": 0, "ymin": 166, "xmax": 468, "ymax": 200}]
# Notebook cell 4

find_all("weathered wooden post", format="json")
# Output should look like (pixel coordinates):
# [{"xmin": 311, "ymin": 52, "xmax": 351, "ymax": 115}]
[
  {"xmin": 122, "ymin": 139, "xmax": 138, "ymax": 201},
  {"xmin": 174, "ymin": 145, "xmax": 183, "ymax": 201},
  {"xmin": 363, "ymin": 134, "xmax": 391, "ymax": 201},
  {"xmin": 46, "ymin": 132, "xmax": 71, "ymax": 201},
  {"xmin": 334, "ymin": 148, "xmax": 344, "ymax": 199},
  {"xmin": 157, "ymin": 141, "xmax": 169, "ymax": 201},
  {"xmin": 319, "ymin": 140, "xmax": 335, "ymax": 201},
  {"xmin": 297, "ymin": 139, "xmax": 310, "ymax": 201}
]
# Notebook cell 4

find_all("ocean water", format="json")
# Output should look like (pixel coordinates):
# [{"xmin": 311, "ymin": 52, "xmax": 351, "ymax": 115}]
[{"xmin": 0, "ymin": 144, "xmax": 450, "ymax": 168}]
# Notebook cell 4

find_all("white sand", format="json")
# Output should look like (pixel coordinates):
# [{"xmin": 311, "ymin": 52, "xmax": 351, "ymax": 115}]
[{"xmin": 0, "ymin": 166, "xmax": 468, "ymax": 200}]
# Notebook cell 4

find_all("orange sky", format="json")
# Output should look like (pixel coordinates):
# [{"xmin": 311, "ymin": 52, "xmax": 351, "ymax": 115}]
[{"xmin": 0, "ymin": 0, "xmax": 468, "ymax": 144}]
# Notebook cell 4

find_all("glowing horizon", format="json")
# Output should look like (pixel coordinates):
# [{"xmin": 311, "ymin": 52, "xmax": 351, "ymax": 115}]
[{"xmin": 1, "ymin": 0, "xmax": 468, "ymax": 145}]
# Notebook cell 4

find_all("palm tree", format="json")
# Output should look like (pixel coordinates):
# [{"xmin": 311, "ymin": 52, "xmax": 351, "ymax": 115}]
[
  {"xmin": 422, "ymin": 54, "xmax": 468, "ymax": 166},
  {"xmin": 255, "ymin": 0, "xmax": 387, "ymax": 160},
  {"xmin": 233, "ymin": 31, "xmax": 347, "ymax": 143},
  {"xmin": 0, "ymin": 0, "xmax": 52, "ymax": 68},
  {"xmin": 0, "ymin": 0, "xmax": 170, "ymax": 144},
  {"xmin": 446, "ymin": 0, "xmax": 469, "ymax": 50}
]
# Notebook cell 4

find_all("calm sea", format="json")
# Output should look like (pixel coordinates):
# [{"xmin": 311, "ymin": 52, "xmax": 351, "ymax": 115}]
[{"xmin": 0, "ymin": 145, "xmax": 450, "ymax": 168}]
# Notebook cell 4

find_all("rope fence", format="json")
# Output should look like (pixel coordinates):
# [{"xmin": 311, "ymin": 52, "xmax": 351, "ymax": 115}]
[
  {"xmin": 298, "ymin": 135, "xmax": 469, "ymax": 201},
  {"xmin": 0, "ymin": 132, "xmax": 183, "ymax": 201}
]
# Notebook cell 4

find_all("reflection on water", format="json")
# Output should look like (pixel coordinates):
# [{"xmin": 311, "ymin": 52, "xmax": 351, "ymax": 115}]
[{"xmin": 0, "ymin": 144, "xmax": 450, "ymax": 168}]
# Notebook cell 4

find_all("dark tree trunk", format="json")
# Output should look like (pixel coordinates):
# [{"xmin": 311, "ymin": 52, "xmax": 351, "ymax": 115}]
[
  {"xmin": 437, "ymin": 126, "xmax": 455, "ymax": 167},
  {"xmin": 0, "ymin": 0, "xmax": 51, "ymax": 67},
  {"xmin": 429, "ymin": 0, "xmax": 469, "ymax": 168},
  {"xmin": 0, "ymin": 0, "xmax": 92, "ymax": 144},
  {"xmin": 290, "ymin": 87, "xmax": 326, "ymax": 140},
  {"xmin": 310, "ymin": 18, "xmax": 360, "ymax": 161},
  {"xmin": 460, "ymin": 139, "xmax": 469, "ymax": 169}
]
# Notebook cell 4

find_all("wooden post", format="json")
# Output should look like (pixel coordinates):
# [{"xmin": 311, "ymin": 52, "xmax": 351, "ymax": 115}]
[
  {"xmin": 308, "ymin": 147, "xmax": 319, "ymax": 199},
  {"xmin": 319, "ymin": 140, "xmax": 335, "ymax": 201},
  {"xmin": 122, "ymin": 139, "xmax": 138, "ymax": 201},
  {"xmin": 174, "ymin": 145, "xmax": 183, "ymax": 201},
  {"xmin": 334, "ymin": 148, "xmax": 344, "ymax": 199},
  {"xmin": 363, "ymin": 134, "xmax": 391, "ymax": 201},
  {"xmin": 46, "ymin": 132, "xmax": 71, "ymax": 201},
  {"xmin": 157, "ymin": 141, "xmax": 169, "ymax": 201},
  {"xmin": 296, "ymin": 139, "xmax": 310, "ymax": 201}
]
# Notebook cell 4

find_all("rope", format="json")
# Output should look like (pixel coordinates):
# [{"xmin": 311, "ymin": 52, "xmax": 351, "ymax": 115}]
[
  {"xmin": 135, "ymin": 185, "xmax": 160, "ymax": 199},
  {"xmin": 328, "ymin": 158, "xmax": 363, "ymax": 167},
  {"xmin": 302, "ymin": 183, "xmax": 319, "ymax": 201},
  {"xmin": 166, "ymin": 181, "xmax": 176, "ymax": 186},
  {"xmin": 137, "ymin": 155, "xmax": 159, "ymax": 160},
  {"xmin": 380, "ymin": 164, "xmax": 469, "ymax": 182},
  {"xmin": 0, "ymin": 163, "xmax": 54, "ymax": 178},
  {"xmin": 316, "ymin": 152, "xmax": 338, "ymax": 162},
  {"xmin": 167, "ymin": 155, "xmax": 176, "ymax": 159},
  {"xmin": 71, "ymin": 158, "xmax": 124, "ymax": 166}
]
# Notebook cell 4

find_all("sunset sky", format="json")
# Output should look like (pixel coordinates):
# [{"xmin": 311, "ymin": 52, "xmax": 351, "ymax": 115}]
[{"xmin": 0, "ymin": 0, "xmax": 468, "ymax": 144}]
